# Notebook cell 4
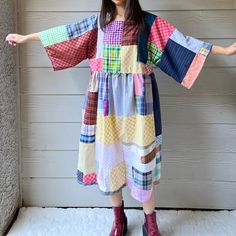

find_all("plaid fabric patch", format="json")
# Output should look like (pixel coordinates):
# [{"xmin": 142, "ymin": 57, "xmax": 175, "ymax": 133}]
[
  {"xmin": 103, "ymin": 44, "xmax": 121, "ymax": 72},
  {"xmin": 44, "ymin": 34, "xmax": 88, "ymax": 71},
  {"xmin": 80, "ymin": 123, "xmax": 96, "ymax": 136},
  {"xmin": 103, "ymin": 21, "xmax": 123, "ymax": 44},
  {"xmin": 97, "ymin": 71, "xmax": 110, "ymax": 116},
  {"xmin": 199, "ymin": 47, "xmax": 211, "ymax": 56},
  {"xmin": 84, "ymin": 91, "xmax": 98, "ymax": 125},
  {"xmin": 132, "ymin": 166, "xmax": 153, "ymax": 190},
  {"xmin": 38, "ymin": 25, "xmax": 69, "ymax": 47},
  {"xmin": 135, "ymin": 75, "xmax": 153, "ymax": 115},
  {"xmin": 97, "ymin": 72, "xmax": 109, "ymax": 99},
  {"xmin": 147, "ymin": 41, "xmax": 163, "ymax": 66},
  {"xmin": 121, "ymin": 21, "xmax": 139, "ymax": 46},
  {"xmin": 66, "ymin": 14, "xmax": 98, "ymax": 39},
  {"xmin": 135, "ymin": 96, "xmax": 146, "ymax": 115}
]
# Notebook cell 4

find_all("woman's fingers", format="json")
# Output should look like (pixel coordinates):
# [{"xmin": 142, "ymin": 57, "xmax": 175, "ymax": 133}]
[{"xmin": 5, "ymin": 34, "xmax": 17, "ymax": 45}]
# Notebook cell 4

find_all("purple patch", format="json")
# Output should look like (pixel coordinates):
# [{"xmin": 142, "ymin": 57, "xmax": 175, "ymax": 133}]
[
  {"xmin": 103, "ymin": 21, "xmax": 123, "ymax": 45},
  {"xmin": 103, "ymin": 99, "xmax": 109, "ymax": 116}
]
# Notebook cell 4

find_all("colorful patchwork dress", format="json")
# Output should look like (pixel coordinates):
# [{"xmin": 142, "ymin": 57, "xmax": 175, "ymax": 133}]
[{"xmin": 38, "ymin": 11, "xmax": 212, "ymax": 203}]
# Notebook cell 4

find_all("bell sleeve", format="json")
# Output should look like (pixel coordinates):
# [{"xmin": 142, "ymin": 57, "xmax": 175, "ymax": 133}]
[
  {"xmin": 147, "ymin": 14, "xmax": 213, "ymax": 89},
  {"xmin": 37, "ymin": 14, "xmax": 98, "ymax": 71}
]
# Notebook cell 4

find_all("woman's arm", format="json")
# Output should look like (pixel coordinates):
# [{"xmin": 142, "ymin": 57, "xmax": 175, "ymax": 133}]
[
  {"xmin": 5, "ymin": 33, "xmax": 40, "ymax": 46},
  {"xmin": 211, "ymin": 43, "xmax": 236, "ymax": 56}
]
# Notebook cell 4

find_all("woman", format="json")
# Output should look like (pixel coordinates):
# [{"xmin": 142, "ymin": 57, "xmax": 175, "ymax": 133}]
[{"xmin": 5, "ymin": 0, "xmax": 236, "ymax": 235}]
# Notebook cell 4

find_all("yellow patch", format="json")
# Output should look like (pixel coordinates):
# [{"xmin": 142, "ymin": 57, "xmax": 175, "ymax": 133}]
[
  {"xmin": 120, "ymin": 45, "xmax": 143, "ymax": 73},
  {"xmin": 96, "ymin": 113, "xmax": 156, "ymax": 147},
  {"xmin": 110, "ymin": 162, "xmax": 126, "ymax": 192}
]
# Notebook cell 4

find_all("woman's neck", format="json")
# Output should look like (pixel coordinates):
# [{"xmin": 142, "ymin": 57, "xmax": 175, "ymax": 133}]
[{"xmin": 115, "ymin": 4, "xmax": 125, "ymax": 20}]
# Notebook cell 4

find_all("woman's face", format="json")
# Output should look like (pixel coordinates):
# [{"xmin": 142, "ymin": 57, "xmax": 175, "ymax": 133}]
[{"xmin": 111, "ymin": 0, "xmax": 126, "ymax": 6}]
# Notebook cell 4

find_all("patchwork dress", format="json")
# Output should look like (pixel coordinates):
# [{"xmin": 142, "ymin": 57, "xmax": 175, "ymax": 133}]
[{"xmin": 37, "ymin": 11, "xmax": 212, "ymax": 203}]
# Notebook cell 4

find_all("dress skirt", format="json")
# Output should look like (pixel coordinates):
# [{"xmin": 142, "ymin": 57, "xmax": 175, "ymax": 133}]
[{"xmin": 77, "ymin": 70, "xmax": 162, "ymax": 203}]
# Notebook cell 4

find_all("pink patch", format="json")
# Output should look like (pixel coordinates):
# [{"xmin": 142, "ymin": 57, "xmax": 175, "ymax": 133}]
[
  {"xmin": 133, "ymin": 74, "xmax": 143, "ymax": 96},
  {"xmin": 155, "ymin": 145, "xmax": 161, "ymax": 153},
  {"xmin": 181, "ymin": 53, "xmax": 206, "ymax": 89},
  {"xmin": 103, "ymin": 99, "xmax": 109, "ymax": 116},
  {"xmin": 83, "ymin": 173, "xmax": 97, "ymax": 184},
  {"xmin": 148, "ymin": 16, "xmax": 175, "ymax": 51},
  {"xmin": 89, "ymin": 58, "xmax": 102, "ymax": 72}
]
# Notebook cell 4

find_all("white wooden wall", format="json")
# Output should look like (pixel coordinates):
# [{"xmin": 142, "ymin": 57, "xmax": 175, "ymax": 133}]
[{"xmin": 18, "ymin": 0, "xmax": 236, "ymax": 208}]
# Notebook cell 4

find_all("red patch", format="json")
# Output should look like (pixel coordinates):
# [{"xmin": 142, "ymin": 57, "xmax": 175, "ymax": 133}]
[
  {"xmin": 121, "ymin": 21, "xmax": 139, "ymax": 46},
  {"xmin": 148, "ymin": 16, "xmax": 175, "ymax": 51},
  {"xmin": 83, "ymin": 91, "xmax": 98, "ymax": 125},
  {"xmin": 45, "ymin": 28, "xmax": 98, "ymax": 71}
]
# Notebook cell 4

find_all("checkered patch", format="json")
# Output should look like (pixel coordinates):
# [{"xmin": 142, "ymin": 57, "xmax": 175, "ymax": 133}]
[
  {"xmin": 148, "ymin": 15, "xmax": 175, "ymax": 51},
  {"xmin": 83, "ymin": 91, "xmax": 98, "ymax": 125},
  {"xmin": 147, "ymin": 41, "xmax": 163, "ymax": 66},
  {"xmin": 103, "ymin": 44, "xmax": 121, "ymax": 72},
  {"xmin": 77, "ymin": 169, "xmax": 97, "ymax": 185},
  {"xmin": 66, "ymin": 14, "xmax": 98, "ymax": 39},
  {"xmin": 103, "ymin": 21, "xmax": 123, "ymax": 45},
  {"xmin": 132, "ymin": 166, "xmax": 153, "ymax": 190},
  {"xmin": 121, "ymin": 21, "xmax": 139, "ymax": 46},
  {"xmin": 38, "ymin": 25, "xmax": 69, "ymax": 47},
  {"xmin": 42, "ymin": 29, "xmax": 97, "ymax": 71}
]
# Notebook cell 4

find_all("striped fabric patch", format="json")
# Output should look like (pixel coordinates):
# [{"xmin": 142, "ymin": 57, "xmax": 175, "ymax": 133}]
[
  {"xmin": 80, "ymin": 134, "xmax": 95, "ymax": 143},
  {"xmin": 158, "ymin": 38, "xmax": 196, "ymax": 83}
]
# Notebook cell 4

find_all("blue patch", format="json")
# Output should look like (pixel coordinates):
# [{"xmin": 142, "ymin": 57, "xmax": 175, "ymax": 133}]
[
  {"xmin": 157, "ymin": 39, "xmax": 196, "ymax": 83},
  {"xmin": 150, "ymin": 72, "xmax": 162, "ymax": 136},
  {"xmin": 80, "ymin": 134, "xmax": 95, "ymax": 143},
  {"xmin": 66, "ymin": 14, "xmax": 98, "ymax": 39},
  {"xmin": 137, "ymin": 11, "xmax": 157, "ymax": 64}
]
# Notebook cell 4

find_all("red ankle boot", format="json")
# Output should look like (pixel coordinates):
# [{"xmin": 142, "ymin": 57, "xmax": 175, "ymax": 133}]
[
  {"xmin": 109, "ymin": 200, "xmax": 128, "ymax": 236},
  {"xmin": 142, "ymin": 210, "xmax": 161, "ymax": 236}
]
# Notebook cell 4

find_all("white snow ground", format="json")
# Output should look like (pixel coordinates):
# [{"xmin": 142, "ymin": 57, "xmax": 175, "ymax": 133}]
[{"xmin": 6, "ymin": 207, "xmax": 236, "ymax": 236}]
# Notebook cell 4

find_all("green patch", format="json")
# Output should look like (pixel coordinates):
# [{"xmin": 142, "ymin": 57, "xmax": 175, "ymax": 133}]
[
  {"xmin": 38, "ymin": 25, "xmax": 69, "ymax": 47},
  {"xmin": 147, "ymin": 41, "xmax": 163, "ymax": 66},
  {"xmin": 103, "ymin": 44, "xmax": 121, "ymax": 73}
]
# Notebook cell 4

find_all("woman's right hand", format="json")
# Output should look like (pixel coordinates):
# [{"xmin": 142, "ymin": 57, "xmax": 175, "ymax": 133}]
[{"xmin": 5, "ymin": 34, "xmax": 28, "ymax": 46}]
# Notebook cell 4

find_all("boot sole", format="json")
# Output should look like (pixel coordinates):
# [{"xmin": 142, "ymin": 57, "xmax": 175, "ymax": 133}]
[{"xmin": 123, "ymin": 214, "xmax": 128, "ymax": 235}]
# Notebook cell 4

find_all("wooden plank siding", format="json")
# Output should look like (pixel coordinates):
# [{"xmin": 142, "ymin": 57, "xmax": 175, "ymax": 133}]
[{"xmin": 18, "ymin": 0, "xmax": 236, "ymax": 208}]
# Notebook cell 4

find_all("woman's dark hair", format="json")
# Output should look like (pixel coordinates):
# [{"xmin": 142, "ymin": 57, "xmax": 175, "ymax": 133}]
[{"xmin": 99, "ymin": 0, "xmax": 147, "ymax": 34}]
